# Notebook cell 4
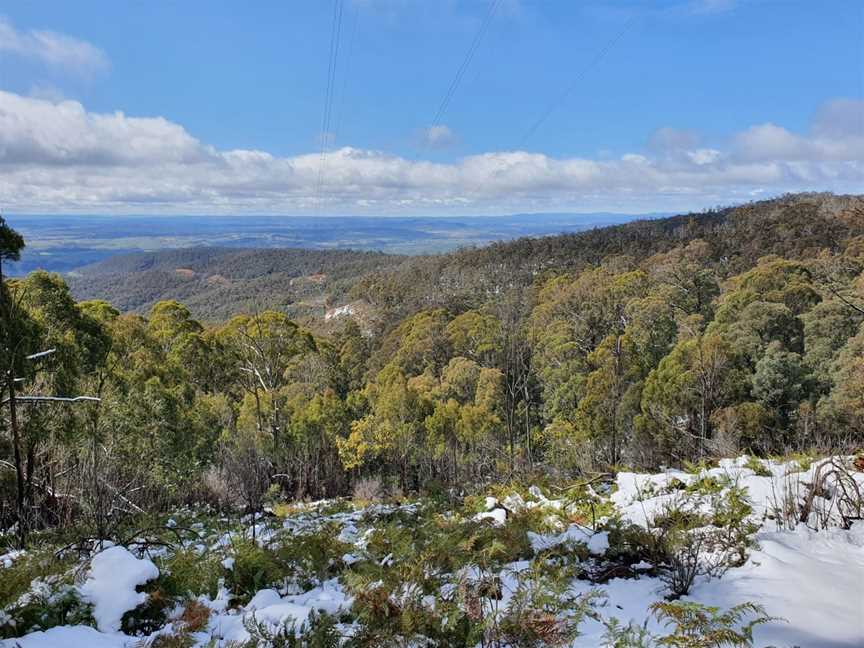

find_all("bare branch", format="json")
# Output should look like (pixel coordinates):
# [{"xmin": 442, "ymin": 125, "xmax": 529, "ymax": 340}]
[
  {"xmin": 1, "ymin": 395, "xmax": 101, "ymax": 406},
  {"xmin": 25, "ymin": 349, "xmax": 56, "ymax": 361}
]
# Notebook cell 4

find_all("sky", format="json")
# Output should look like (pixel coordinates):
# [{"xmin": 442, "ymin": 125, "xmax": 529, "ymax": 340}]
[{"xmin": 0, "ymin": 0, "xmax": 862, "ymax": 216}]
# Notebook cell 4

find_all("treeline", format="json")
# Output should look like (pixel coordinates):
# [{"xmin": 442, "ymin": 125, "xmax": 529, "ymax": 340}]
[{"xmin": 2, "ymin": 193, "xmax": 864, "ymax": 547}]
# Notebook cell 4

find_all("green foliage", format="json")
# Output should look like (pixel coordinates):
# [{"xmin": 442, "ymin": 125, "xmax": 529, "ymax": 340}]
[
  {"xmin": 684, "ymin": 475, "xmax": 730, "ymax": 496},
  {"xmin": 236, "ymin": 610, "xmax": 340, "ymax": 648},
  {"xmin": 4, "ymin": 194, "xmax": 864, "ymax": 645},
  {"xmin": 650, "ymin": 601, "xmax": 774, "ymax": 647},
  {"xmin": 0, "ymin": 215, "xmax": 25, "ymax": 267},
  {"xmin": 226, "ymin": 542, "xmax": 286, "ymax": 603},
  {"xmin": 0, "ymin": 551, "xmax": 90, "ymax": 638},
  {"xmin": 751, "ymin": 343, "xmax": 812, "ymax": 424},
  {"xmin": 274, "ymin": 526, "xmax": 350, "ymax": 589},
  {"xmin": 638, "ymin": 333, "xmax": 742, "ymax": 462},
  {"xmin": 742, "ymin": 456, "xmax": 771, "ymax": 477},
  {"xmin": 602, "ymin": 602, "xmax": 776, "ymax": 648},
  {"xmin": 652, "ymin": 486, "xmax": 757, "ymax": 598},
  {"xmin": 495, "ymin": 568, "xmax": 601, "ymax": 647},
  {"xmin": 157, "ymin": 549, "xmax": 224, "ymax": 600},
  {"xmin": 1, "ymin": 584, "xmax": 94, "ymax": 639},
  {"xmin": 602, "ymin": 618, "xmax": 655, "ymax": 648}
]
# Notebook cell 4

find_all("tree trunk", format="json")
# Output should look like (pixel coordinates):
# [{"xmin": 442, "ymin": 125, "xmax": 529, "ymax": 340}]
[{"xmin": 7, "ymin": 371, "xmax": 27, "ymax": 547}]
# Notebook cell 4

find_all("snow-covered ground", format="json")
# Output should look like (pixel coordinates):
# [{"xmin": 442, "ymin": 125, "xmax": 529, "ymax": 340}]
[
  {"xmin": 579, "ymin": 457, "xmax": 864, "ymax": 647},
  {"xmin": 3, "ymin": 456, "xmax": 863, "ymax": 647}
]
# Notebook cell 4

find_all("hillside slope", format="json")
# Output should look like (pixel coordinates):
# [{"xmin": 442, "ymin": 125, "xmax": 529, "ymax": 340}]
[
  {"xmin": 68, "ymin": 193, "xmax": 864, "ymax": 323},
  {"xmin": 68, "ymin": 247, "xmax": 407, "ymax": 322},
  {"xmin": 350, "ymin": 192, "xmax": 864, "ymax": 323}
]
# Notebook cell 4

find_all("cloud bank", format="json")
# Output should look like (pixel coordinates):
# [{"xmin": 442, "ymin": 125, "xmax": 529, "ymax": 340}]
[{"xmin": 0, "ymin": 90, "xmax": 861, "ymax": 215}]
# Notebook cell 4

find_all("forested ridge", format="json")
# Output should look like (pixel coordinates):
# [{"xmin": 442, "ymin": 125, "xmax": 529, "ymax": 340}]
[
  {"xmin": 351, "ymin": 192, "xmax": 864, "ymax": 324},
  {"xmin": 2, "ymin": 191, "xmax": 864, "ymax": 545}
]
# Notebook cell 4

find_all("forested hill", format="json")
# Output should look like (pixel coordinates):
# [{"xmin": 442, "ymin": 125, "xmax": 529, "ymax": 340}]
[
  {"xmin": 67, "ymin": 192, "xmax": 863, "ymax": 324},
  {"xmin": 350, "ymin": 192, "xmax": 864, "ymax": 323},
  {"xmin": 68, "ymin": 247, "xmax": 408, "ymax": 322}
]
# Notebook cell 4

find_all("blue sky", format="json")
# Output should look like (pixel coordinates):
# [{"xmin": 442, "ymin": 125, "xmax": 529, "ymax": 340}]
[{"xmin": 0, "ymin": 1, "xmax": 861, "ymax": 215}]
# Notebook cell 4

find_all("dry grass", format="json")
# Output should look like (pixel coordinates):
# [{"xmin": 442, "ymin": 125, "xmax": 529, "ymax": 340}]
[{"xmin": 178, "ymin": 599, "xmax": 210, "ymax": 632}]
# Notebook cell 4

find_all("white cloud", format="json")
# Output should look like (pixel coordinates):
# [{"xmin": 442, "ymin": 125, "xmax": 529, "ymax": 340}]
[
  {"xmin": 27, "ymin": 83, "xmax": 67, "ymax": 102},
  {"xmin": 0, "ymin": 17, "xmax": 108, "ymax": 77},
  {"xmin": 0, "ymin": 91, "xmax": 208, "ymax": 166},
  {"xmin": 648, "ymin": 127, "xmax": 701, "ymax": 154},
  {"xmin": 811, "ymin": 98, "xmax": 864, "ymax": 139},
  {"xmin": 0, "ymin": 91, "xmax": 861, "ymax": 215},
  {"xmin": 423, "ymin": 124, "xmax": 457, "ymax": 149},
  {"xmin": 733, "ymin": 99, "xmax": 864, "ymax": 163},
  {"xmin": 687, "ymin": 149, "xmax": 721, "ymax": 165}
]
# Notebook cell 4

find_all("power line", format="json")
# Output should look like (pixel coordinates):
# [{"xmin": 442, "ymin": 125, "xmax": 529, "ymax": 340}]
[
  {"xmin": 315, "ymin": 0, "xmax": 345, "ymax": 212},
  {"xmin": 518, "ymin": 15, "xmax": 637, "ymax": 148},
  {"xmin": 332, "ymin": 6, "xmax": 360, "ymax": 149},
  {"xmin": 424, "ymin": 0, "xmax": 501, "ymax": 144}
]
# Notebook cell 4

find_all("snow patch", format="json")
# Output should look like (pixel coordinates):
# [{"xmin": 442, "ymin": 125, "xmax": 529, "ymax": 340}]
[
  {"xmin": 474, "ymin": 508, "xmax": 507, "ymax": 526},
  {"xmin": 4, "ymin": 625, "xmax": 126, "ymax": 648},
  {"xmin": 528, "ymin": 524, "xmax": 609, "ymax": 555},
  {"xmin": 78, "ymin": 546, "xmax": 159, "ymax": 633},
  {"xmin": 324, "ymin": 304, "xmax": 355, "ymax": 321}
]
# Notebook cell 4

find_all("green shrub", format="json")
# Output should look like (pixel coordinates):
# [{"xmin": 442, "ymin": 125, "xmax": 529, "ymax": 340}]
[
  {"xmin": 602, "ymin": 618, "xmax": 655, "ymax": 647},
  {"xmin": 0, "ymin": 551, "xmax": 91, "ymax": 639},
  {"xmin": 274, "ymin": 525, "xmax": 349, "ymax": 589},
  {"xmin": 122, "ymin": 587, "xmax": 174, "ymax": 636},
  {"xmin": 602, "ymin": 601, "xmax": 777, "ymax": 648},
  {"xmin": 684, "ymin": 475, "xmax": 730, "ymax": 496},
  {"xmin": 0, "ymin": 550, "xmax": 74, "ymax": 609},
  {"xmin": 1, "ymin": 584, "xmax": 95, "ymax": 639},
  {"xmin": 226, "ymin": 541, "xmax": 285, "ymax": 604},
  {"xmin": 654, "ymin": 488, "xmax": 758, "ymax": 597},
  {"xmin": 234, "ymin": 610, "xmax": 340, "ymax": 648},
  {"xmin": 158, "ymin": 549, "xmax": 223, "ymax": 599},
  {"xmin": 650, "ymin": 601, "xmax": 775, "ymax": 647},
  {"xmin": 743, "ymin": 456, "xmax": 771, "ymax": 477},
  {"xmin": 495, "ymin": 565, "xmax": 603, "ymax": 648}
]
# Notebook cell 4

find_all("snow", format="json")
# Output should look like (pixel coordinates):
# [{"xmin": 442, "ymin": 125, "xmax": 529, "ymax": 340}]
[
  {"xmin": 562, "ymin": 521, "xmax": 864, "ymax": 647},
  {"xmin": 210, "ymin": 578, "xmax": 351, "ymax": 645},
  {"xmin": 690, "ymin": 523, "xmax": 864, "ymax": 647},
  {"xmin": 4, "ymin": 579, "xmax": 353, "ymax": 648},
  {"xmin": 0, "ymin": 550, "xmax": 24, "ymax": 569},
  {"xmin": 4, "ymin": 456, "xmax": 864, "ymax": 647},
  {"xmin": 474, "ymin": 508, "xmax": 507, "ymax": 526},
  {"xmin": 528, "ymin": 524, "xmax": 609, "ymax": 555},
  {"xmin": 501, "ymin": 492, "xmax": 526, "ymax": 512},
  {"xmin": 79, "ymin": 546, "xmax": 159, "ymax": 633},
  {"xmin": 324, "ymin": 304, "xmax": 355, "ymax": 321},
  {"xmin": 5, "ymin": 625, "xmax": 126, "ymax": 648},
  {"xmin": 246, "ymin": 588, "xmax": 282, "ymax": 610},
  {"xmin": 599, "ymin": 457, "xmax": 864, "ymax": 646}
]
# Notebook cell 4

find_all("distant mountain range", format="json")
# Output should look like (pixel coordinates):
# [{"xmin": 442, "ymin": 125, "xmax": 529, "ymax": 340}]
[{"xmin": 4, "ymin": 212, "xmax": 661, "ymax": 275}]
